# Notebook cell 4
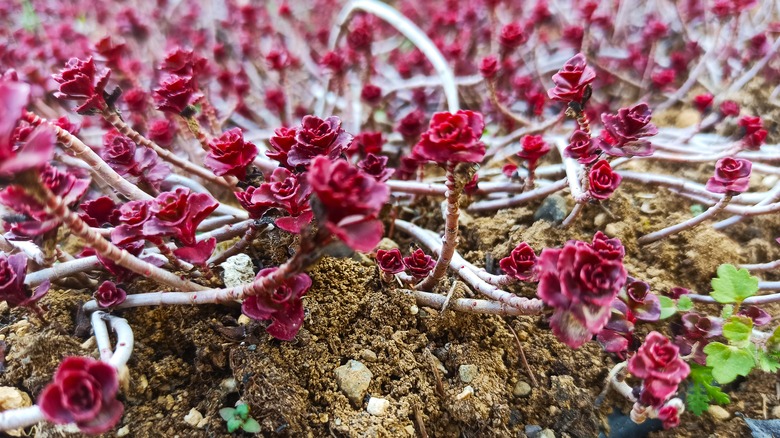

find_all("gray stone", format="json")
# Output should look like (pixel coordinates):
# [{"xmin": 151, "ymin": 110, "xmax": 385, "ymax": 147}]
[
  {"xmin": 335, "ymin": 360, "xmax": 373, "ymax": 405},
  {"xmin": 513, "ymin": 381, "xmax": 532, "ymax": 397},
  {"xmin": 458, "ymin": 364, "xmax": 478, "ymax": 383},
  {"xmin": 525, "ymin": 425, "xmax": 542, "ymax": 437},
  {"xmin": 360, "ymin": 349, "xmax": 378, "ymax": 362},
  {"xmin": 534, "ymin": 195, "xmax": 568, "ymax": 223},
  {"xmin": 220, "ymin": 254, "xmax": 255, "ymax": 288}
]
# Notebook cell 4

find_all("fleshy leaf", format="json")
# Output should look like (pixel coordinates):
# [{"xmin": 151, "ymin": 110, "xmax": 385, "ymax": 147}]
[
  {"xmin": 226, "ymin": 417, "xmax": 242, "ymax": 433},
  {"xmin": 242, "ymin": 418, "xmax": 261, "ymax": 433},
  {"xmin": 703, "ymin": 342, "xmax": 755, "ymax": 384},
  {"xmin": 219, "ymin": 407, "xmax": 236, "ymax": 422},
  {"xmin": 710, "ymin": 264, "xmax": 758, "ymax": 304}
]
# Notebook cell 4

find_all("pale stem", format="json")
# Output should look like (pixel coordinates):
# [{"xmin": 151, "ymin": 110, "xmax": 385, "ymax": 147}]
[
  {"xmin": 396, "ymin": 220, "xmax": 543, "ymax": 313},
  {"xmin": 324, "ymin": 0, "xmax": 458, "ymax": 114},
  {"xmin": 91, "ymin": 311, "xmax": 114, "ymax": 362},
  {"xmin": 408, "ymin": 290, "xmax": 536, "ymax": 316},
  {"xmin": 416, "ymin": 164, "xmax": 461, "ymax": 291},
  {"xmin": 19, "ymin": 170, "xmax": 208, "ymax": 291},
  {"xmin": 0, "ymin": 406, "xmax": 44, "ymax": 432},
  {"xmin": 467, "ymin": 179, "xmax": 568, "ymax": 212},
  {"xmin": 486, "ymin": 80, "xmax": 531, "ymax": 126},
  {"xmin": 555, "ymin": 140, "xmax": 588, "ymax": 203},
  {"xmin": 637, "ymin": 195, "xmax": 733, "ymax": 245},
  {"xmin": 23, "ymin": 111, "xmax": 153, "ymax": 201},
  {"xmin": 207, "ymin": 223, "xmax": 265, "ymax": 265}
]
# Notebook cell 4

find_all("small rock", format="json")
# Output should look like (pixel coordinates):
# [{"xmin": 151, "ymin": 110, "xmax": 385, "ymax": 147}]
[
  {"xmin": 459, "ymin": 364, "xmax": 478, "ymax": 383},
  {"xmin": 335, "ymin": 360, "xmax": 373, "ymax": 405},
  {"xmin": 513, "ymin": 381, "xmax": 532, "ymax": 397},
  {"xmin": 455, "ymin": 386, "xmax": 474, "ymax": 400},
  {"xmin": 318, "ymin": 413, "xmax": 329, "ymax": 423},
  {"xmin": 534, "ymin": 195, "xmax": 568, "ymax": 223},
  {"xmin": 525, "ymin": 425, "xmax": 543, "ymax": 437},
  {"xmin": 220, "ymin": 377, "xmax": 237, "ymax": 393},
  {"xmin": 772, "ymin": 405, "xmax": 780, "ymax": 418},
  {"xmin": 539, "ymin": 429, "xmax": 556, "ymax": 438},
  {"xmin": 409, "ymin": 305, "xmax": 419, "ymax": 315},
  {"xmin": 404, "ymin": 425, "xmax": 416, "ymax": 436},
  {"xmin": 604, "ymin": 223, "xmax": 620, "ymax": 236},
  {"xmin": 80, "ymin": 336, "xmax": 97, "ymax": 351},
  {"xmin": 366, "ymin": 397, "xmax": 390, "ymax": 416},
  {"xmin": 360, "ymin": 349, "xmax": 378, "ymax": 362},
  {"xmin": 184, "ymin": 408, "xmax": 203, "ymax": 428},
  {"xmin": 116, "ymin": 426, "xmax": 130, "ymax": 437},
  {"xmin": 708, "ymin": 405, "xmax": 730, "ymax": 420},
  {"xmin": 237, "ymin": 314, "xmax": 251, "ymax": 325},
  {"xmin": 0, "ymin": 387, "xmax": 31, "ymax": 411},
  {"xmin": 376, "ymin": 238, "xmax": 400, "ymax": 251},
  {"xmin": 593, "ymin": 212, "xmax": 608, "ymax": 227},
  {"xmin": 220, "ymin": 254, "xmax": 255, "ymax": 288}
]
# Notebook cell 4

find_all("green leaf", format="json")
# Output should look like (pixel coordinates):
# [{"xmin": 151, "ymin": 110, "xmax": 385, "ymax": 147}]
[
  {"xmin": 710, "ymin": 264, "xmax": 759, "ymax": 304},
  {"xmin": 722, "ymin": 316, "xmax": 753, "ymax": 347},
  {"xmin": 226, "ymin": 417, "xmax": 242, "ymax": 433},
  {"xmin": 755, "ymin": 348, "xmax": 780, "ymax": 373},
  {"xmin": 689, "ymin": 364, "xmax": 731, "ymax": 406},
  {"xmin": 704, "ymin": 342, "xmax": 755, "ymax": 384},
  {"xmin": 768, "ymin": 326, "xmax": 780, "ymax": 351},
  {"xmin": 241, "ymin": 418, "xmax": 261, "ymax": 433},
  {"xmin": 686, "ymin": 383, "xmax": 710, "ymax": 416},
  {"xmin": 676, "ymin": 295, "xmax": 693, "ymax": 312},
  {"xmin": 721, "ymin": 304, "xmax": 734, "ymax": 320},
  {"xmin": 659, "ymin": 295, "xmax": 676, "ymax": 319},
  {"xmin": 235, "ymin": 403, "xmax": 250, "ymax": 420},
  {"xmin": 219, "ymin": 407, "xmax": 236, "ymax": 422}
]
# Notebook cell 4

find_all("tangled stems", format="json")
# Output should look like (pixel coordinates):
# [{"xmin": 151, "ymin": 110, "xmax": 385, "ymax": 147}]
[
  {"xmin": 100, "ymin": 110, "xmax": 238, "ymax": 190},
  {"xmin": 17, "ymin": 170, "xmax": 207, "ymax": 292},
  {"xmin": 638, "ymin": 194, "xmax": 733, "ymax": 245}
]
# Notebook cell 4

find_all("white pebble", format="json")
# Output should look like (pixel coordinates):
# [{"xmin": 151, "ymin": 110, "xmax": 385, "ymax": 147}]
[{"xmin": 366, "ymin": 397, "xmax": 390, "ymax": 416}]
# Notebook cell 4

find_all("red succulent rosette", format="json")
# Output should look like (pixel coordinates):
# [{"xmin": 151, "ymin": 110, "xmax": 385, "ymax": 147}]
[
  {"xmin": 38, "ymin": 356, "xmax": 124, "ymax": 434},
  {"xmin": 536, "ymin": 236, "xmax": 627, "ymax": 348},
  {"xmin": 479, "ymin": 55, "xmax": 499, "ymax": 79},
  {"xmin": 588, "ymin": 160, "xmax": 622, "ymax": 200},
  {"xmin": 94, "ymin": 281, "xmax": 127, "ymax": 309},
  {"xmin": 287, "ymin": 116, "xmax": 353, "ymax": 168},
  {"xmin": 412, "ymin": 110, "xmax": 486, "ymax": 164},
  {"xmin": 204, "ymin": 128, "xmax": 258, "ymax": 180},
  {"xmin": 153, "ymin": 74, "xmax": 197, "ymax": 115},
  {"xmin": 251, "ymin": 167, "xmax": 313, "ymax": 233},
  {"xmin": 241, "ymin": 267, "xmax": 312, "ymax": 341},
  {"xmin": 547, "ymin": 53, "xmax": 596, "ymax": 103},
  {"xmin": 52, "ymin": 57, "xmax": 111, "ymax": 114},
  {"xmin": 266, "ymin": 126, "xmax": 298, "ymax": 168},
  {"xmin": 376, "ymin": 248, "xmax": 405, "ymax": 275},
  {"xmin": 596, "ymin": 103, "xmax": 658, "ymax": 158},
  {"xmin": 564, "ymin": 130, "xmax": 598, "ymax": 164},
  {"xmin": 307, "ymin": 156, "xmax": 388, "ymax": 251},
  {"xmin": 358, "ymin": 153, "xmax": 394, "ymax": 182},
  {"xmin": 705, "ymin": 157, "xmax": 752, "ymax": 194},
  {"xmin": 403, "ymin": 249, "xmax": 435, "ymax": 279},
  {"xmin": 499, "ymin": 242, "xmax": 537, "ymax": 281},
  {"xmin": 143, "ymin": 188, "xmax": 219, "ymax": 246},
  {"xmin": 517, "ymin": 135, "xmax": 550, "ymax": 163},
  {"xmin": 0, "ymin": 252, "xmax": 49, "ymax": 309},
  {"xmin": 628, "ymin": 331, "xmax": 690, "ymax": 407},
  {"xmin": 739, "ymin": 115, "xmax": 767, "ymax": 150}
]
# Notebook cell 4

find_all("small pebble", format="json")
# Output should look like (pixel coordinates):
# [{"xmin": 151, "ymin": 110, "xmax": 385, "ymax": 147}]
[
  {"xmin": 458, "ymin": 364, "xmax": 478, "ymax": 383},
  {"xmin": 237, "ymin": 315, "xmax": 251, "ymax": 325},
  {"xmin": 335, "ymin": 360, "xmax": 373, "ymax": 405},
  {"xmin": 534, "ymin": 195, "xmax": 568, "ymax": 223},
  {"xmin": 772, "ymin": 405, "xmax": 780, "ymax": 419},
  {"xmin": 116, "ymin": 426, "xmax": 130, "ymax": 437},
  {"xmin": 360, "ymin": 349, "xmax": 378, "ymax": 362},
  {"xmin": 404, "ymin": 425, "xmax": 416, "ymax": 436},
  {"xmin": 366, "ymin": 397, "xmax": 390, "ymax": 416},
  {"xmin": 708, "ymin": 405, "xmax": 731, "ymax": 420},
  {"xmin": 525, "ymin": 425, "xmax": 542, "ymax": 436},
  {"xmin": 409, "ymin": 305, "xmax": 419, "ymax": 315},
  {"xmin": 594, "ymin": 213, "xmax": 608, "ymax": 227},
  {"xmin": 184, "ymin": 408, "xmax": 203, "ymax": 428},
  {"xmin": 455, "ymin": 386, "xmax": 474, "ymax": 400},
  {"xmin": 539, "ymin": 429, "xmax": 556, "ymax": 438},
  {"xmin": 605, "ymin": 223, "xmax": 620, "ymax": 236},
  {"xmin": 220, "ymin": 254, "xmax": 256, "ymax": 288},
  {"xmin": 220, "ymin": 377, "xmax": 237, "ymax": 393},
  {"xmin": 513, "ymin": 381, "xmax": 532, "ymax": 397}
]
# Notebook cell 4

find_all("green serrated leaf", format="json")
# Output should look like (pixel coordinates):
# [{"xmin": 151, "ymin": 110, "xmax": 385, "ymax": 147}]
[
  {"xmin": 241, "ymin": 418, "xmax": 261, "ymax": 433},
  {"xmin": 686, "ymin": 383, "xmax": 710, "ymax": 416},
  {"xmin": 689, "ymin": 364, "xmax": 731, "ymax": 406},
  {"xmin": 219, "ymin": 407, "xmax": 236, "ymax": 422},
  {"xmin": 710, "ymin": 264, "xmax": 759, "ymax": 304},
  {"xmin": 659, "ymin": 295, "xmax": 676, "ymax": 319},
  {"xmin": 677, "ymin": 295, "xmax": 693, "ymax": 312},
  {"xmin": 704, "ymin": 342, "xmax": 755, "ymax": 384},
  {"xmin": 755, "ymin": 348, "xmax": 780, "ymax": 373},
  {"xmin": 721, "ymin": 304, "xmax": 734, "ymax": 319},
  {"xmin": 722, "ymin": 316, "xmax": 753, "ymax": 347},
  {"xmin": 227, "ymin": 417, "xmax": 242, "ymax": 433}
]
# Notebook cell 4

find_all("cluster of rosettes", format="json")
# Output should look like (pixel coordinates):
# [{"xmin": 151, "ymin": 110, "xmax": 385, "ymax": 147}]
[
  {"xmin": 705, "ymin": 157, "xmax": 752, "ymax": 194},
  {"xmin": 375, "ymin": 248, "xmax": 436, "ymax": 281},
  {"xmin": 0, "ymin": 164, "xmax": 89, "ymax": 238},
  {"xmin": 595, "ymin": 103, "xmax": 659, "ymax": 158},
  {"xmin": 106, "ymin": 188, "xmax": 219, "ymax": 265},
  {"xmin": 597, "ymin": 278, "xmax": 661, "ymax": 356},
  {"xmin": 235, "ymin": 167, "xmax": 313, "ymax": 233},
  {"xmin": 536, "ymin": 232, "xmax": 627, "ymax": 348},
  {"xmin": 266, "ymin": 115, "xmax": 354, "ymax": 169},
  {"xmin": 52, "ymin": 57, "xmax": 111, "ymax": 114},
  {"xmin": 628, "ymin": 331, "xmax": 690, "ymax": 409}
]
